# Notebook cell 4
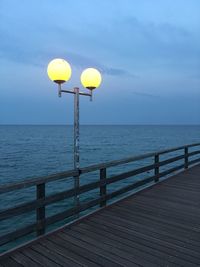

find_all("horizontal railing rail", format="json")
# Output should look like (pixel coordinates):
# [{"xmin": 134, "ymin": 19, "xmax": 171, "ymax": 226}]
[{"xmin": 0, "ymin": 142, "xmax": 200, "ymax": 250}]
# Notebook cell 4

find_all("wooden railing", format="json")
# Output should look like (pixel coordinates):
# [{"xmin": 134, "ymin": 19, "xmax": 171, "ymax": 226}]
[{"xmin": 0, "ymin": 143, "xmax": 200, "ymax": 249}]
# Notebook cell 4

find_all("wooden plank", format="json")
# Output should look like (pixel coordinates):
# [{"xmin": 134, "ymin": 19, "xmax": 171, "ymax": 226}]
[
  {"xmin": 10, "ymin": 251, "xmax": 41, "ymax": 267},
  {"xmin": 146, "ymin": 172, "xmax": 200, "ymax": 188},
  {"xmin": 161, "ymin": 182, "xmax": 200, "ymax": 191},
  {"xmin": 178, "ymin": 171, "xmax": 200, "ymax": 180},
  {"xmin": 106, "ymin": 206, "xmax": 200, "ymax": 239},
  {"xmin": 161, "ymin": 183, "xmax": 200, "ymax": 193},
  {"xmin": 120, "ymin": 191, "xmax": 200, "ymax": 215},
  {"xmin": 145, "ymin": 184, "xmax": 200, "ymax": 199},
  {"xmin": 58, "ymin": 231, "xmax": 141, "ymax": 267},
  {"xmin": 40, "ymin": 238, "xmax": 100, "ymax": 267},
  {"xmin": 88, "ymin": 214, "xmax": 200, "ymax": 253},
  {"xmin": 125, "ymin": 196, "xmax": 200, "ymax": 220},
  {"xmin": 115, "ymin": 202, "xmax": 200, "ymax": 229},
  {"xmin": 91, "ymin": 211, "xmax": 200, "ymax": 249},
  {"xmin": 78, "ymin": 220, "xmax": 200, "ymax": 261},
  {"xmin": 0, "ymin": 257, "xmax": 23, "ymax": 267},
  {"xmin": 143, "ymin": 183, "xmax": 200, "ymax": 197},
  {"xmin": 22, "ymin": 247, "xmax": 60, "ymax": 267},
  {"xmin": 31, "ymin": 243, "xmax": 81, "ymax": 267},
  {"xmin": 47, "ymin": 235, "xmax": 124, "ymax": 267},
  {"xmin": 65, "ymin": 228, "xmax": 181, "ymax": 267},
  {"xmin": 135, "ymin": 194, "xmax": 198, "ymax": 210},
  {"xmin": 161, "ymin": 178, "xmax": 200, "ymax": 188},
  {"xmin": 74, "ymin": 221, "xmax": 200, "ymax": 266},
  {"xmin": 147, "ymin": 184, "xmax": 198, "ymax": 197},
  {"xmin": 60, "ymin": 229, "xmax": 165, "ymax": 267},
  {"xmin": 140, "ymin": 191, "xmax": 199, "ymax": 207},
  {"xmin": 101, "ymin": 208, "xmax": 200, "ymax": 245},
  {"xmin": 161, "ymin": 178, "xmax": 200, "ymax": 187}
]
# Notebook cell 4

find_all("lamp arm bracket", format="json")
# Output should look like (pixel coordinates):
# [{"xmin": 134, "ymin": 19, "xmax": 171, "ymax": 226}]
[{"xmin": 61, "ymin": 89, "xmax": 92, "ymax": 97}]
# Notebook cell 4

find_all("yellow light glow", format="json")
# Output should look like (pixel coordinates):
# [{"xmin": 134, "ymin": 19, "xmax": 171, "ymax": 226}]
[
  {"xmin": 47, "ymin": 58, "xmax": 71, "ymax": 84},
  {"xmin": 80, "ymin": 68, "xmax": 102, "ymax": 90}
]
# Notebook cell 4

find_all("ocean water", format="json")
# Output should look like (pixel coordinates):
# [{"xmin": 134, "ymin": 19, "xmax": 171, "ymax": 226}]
[
  {"xmin": 0, "ymin": 125, "xmax": 200, "ymax": 251},
  {"xmin": 1, "ymin": 125, "xmax": 200, "ymax": 183}
]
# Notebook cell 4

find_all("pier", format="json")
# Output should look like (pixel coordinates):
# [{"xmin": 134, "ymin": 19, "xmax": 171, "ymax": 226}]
[{"xmin": 0, "ymin": 143, "xmax": 200, "ymax": 266}]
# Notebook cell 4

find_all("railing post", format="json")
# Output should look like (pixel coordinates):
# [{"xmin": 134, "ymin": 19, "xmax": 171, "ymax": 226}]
[
  {"xmin": 74, "ymin": 172, "xmax": 80, "ymax": 213},
  {"xmin": 36, "ymin": 183, "xmax": 45, "ymax": 236},
  {"xmin": 154, "ymin": 154, "xmax": 159, "ymax": 182},
  {"xmin": 100, "ymin": 168, "xmax": 107, "ymax": 207},
  {"xmin": 184, "ymin": 147, "xmax": 189, "ymax": 169}
]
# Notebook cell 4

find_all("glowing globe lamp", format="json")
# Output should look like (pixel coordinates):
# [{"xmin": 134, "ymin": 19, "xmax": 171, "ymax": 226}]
[
  {"xmin": 47, "ymin": 58, "xmax": 71, "ymax": 84},
  {"xmin": 81, "ymin": 68, "xmax": 102, "ymax": 90}
]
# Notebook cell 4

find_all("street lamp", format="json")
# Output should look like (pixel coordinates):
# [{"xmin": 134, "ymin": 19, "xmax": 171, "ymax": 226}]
[{"xmin": 47, "ymin": 58, "xmax": 102, "ymax": 208}]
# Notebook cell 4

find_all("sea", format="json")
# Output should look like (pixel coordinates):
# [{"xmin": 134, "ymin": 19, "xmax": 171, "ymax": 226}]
[{"xmin": 0, "ymin": 125, "xmax": 199, "ymax": 251}]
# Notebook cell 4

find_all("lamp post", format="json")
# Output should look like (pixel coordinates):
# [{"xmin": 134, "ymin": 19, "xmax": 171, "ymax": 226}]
[{"xmin": 47, "ymin": 58, "xmax": 102, "ymax": 208}]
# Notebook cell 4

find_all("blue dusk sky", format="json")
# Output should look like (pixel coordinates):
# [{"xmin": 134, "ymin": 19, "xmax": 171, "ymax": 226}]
[{"xmin": 0, "ymin": 0, "xmax": 199, "ymax": 125}]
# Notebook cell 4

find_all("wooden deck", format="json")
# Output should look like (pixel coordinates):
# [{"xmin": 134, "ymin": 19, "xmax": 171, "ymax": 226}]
[{"xmin": 1, "ymin": 164, "xmax": 200, "ymax": 267}]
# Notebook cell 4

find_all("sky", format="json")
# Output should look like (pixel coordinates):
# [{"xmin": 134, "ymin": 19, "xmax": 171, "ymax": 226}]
[{"xmin": 0, "ymin": 0, "xmax": 200, "ymax": 125}]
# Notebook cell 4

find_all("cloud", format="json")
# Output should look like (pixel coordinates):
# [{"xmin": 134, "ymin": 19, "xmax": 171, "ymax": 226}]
[
  {"xmin": 0, "ymin": 29, "xmax": 135, "ymax": 78},
  {"xmin": 1, "ymin": 2, "xmax": 199, "ymax": 77},
  {"xmin": 131, "ymin": 91, "xmax": 160, "ymax": 98},
  {"xmin": 85, "ymin": 16, "xmax": 200, "ymax": 69},
  {"xmin": 100, "ymin": 67, "xmax": 136, "ymax": 77},
  {"xmin": 0, "ymin": 0, "xmax": 200, "ymax": 124}
]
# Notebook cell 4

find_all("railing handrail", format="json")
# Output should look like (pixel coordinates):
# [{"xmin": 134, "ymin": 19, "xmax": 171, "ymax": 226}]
[
  {"xmin": 1, "ymin": 142, "xmax": 200, "ymax": 249},
  {"xmin": 80, "ymin": 142, "xmax": 200, "ymax": 173},
  {"xmin": 0, "ymin": 169, "xmax": 78, "ymax": 194},
  {"xmin": 1, "ymin": 142, "xmax": 200, "ymax": 193}
]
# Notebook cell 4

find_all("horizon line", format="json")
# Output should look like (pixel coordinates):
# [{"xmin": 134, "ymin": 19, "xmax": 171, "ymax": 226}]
[{"xmin": 0, "ymin": 124, "xmax": 200, "ymax": 126}]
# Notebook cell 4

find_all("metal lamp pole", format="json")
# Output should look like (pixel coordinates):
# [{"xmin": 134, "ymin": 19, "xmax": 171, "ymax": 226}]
[
  {"xmin": 58, "ymin": 84, "xmax": 92, "ymax": 208},
  {"xmin": 47, "ymin": 59, "xmax": 102, "ymax": 211}
]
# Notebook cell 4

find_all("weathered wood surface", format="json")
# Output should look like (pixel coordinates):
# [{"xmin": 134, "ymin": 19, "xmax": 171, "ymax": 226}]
[{"xmin": 1, "ymin": 164, "xmax": 200, "ymax": 266}]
